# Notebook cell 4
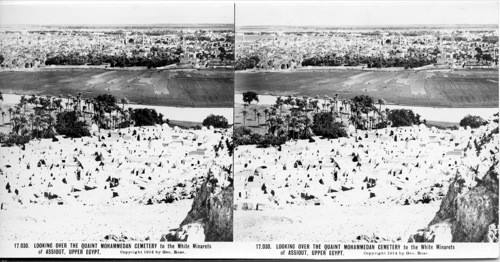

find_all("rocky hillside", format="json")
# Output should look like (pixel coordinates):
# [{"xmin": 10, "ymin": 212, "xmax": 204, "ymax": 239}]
[
  {"xmin": 410, "ymin": 117, "xmax": 499, "ymax": 243},
  {"xmin": 161, "ymin": 163, "xmax": 233, "ymax": 242}
]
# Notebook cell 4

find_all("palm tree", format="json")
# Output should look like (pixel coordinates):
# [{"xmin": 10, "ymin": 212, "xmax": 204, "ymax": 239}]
[
  {"xmin": 82, "ymin": 105, "xmax": 88, "ymax": 120},
  {"xmin": 275, "ymin": 96, "xmax": 283, "ymax": 115},
  {"xmin": 28, "ymin": 113, "xmax": 35, "ymax": 134},
  {"xmin": 46, "ymin": 95, "xmax": 53, "ymax": 110},
  {"xmin": 334, "ymin": 93, "xmax": 339, "ymax": 113},
  {"xmin": 112, "ymin": 115, "xmax": 119, "ymax": 129},
  {"xmin": 19, "ymin": 95, "xmax": 28, "ymax": 113},
  {"xmin": 0, "ymin": 91, "xmax": 3, "ymax": 108},
  {"xmin": 301, "ymin": 97, "xmax": 308, "ymax": 112},
  {"xmin": 285, "ymin": 114, "xmax": 291, "ymax": 135},
  {"xmin": 242, "ymin": 110, "xmax": 248, "ymax": 126},
  {"xmin": 377, "ymin": 98, "xmax": 386, "ymax": 112},
  {"xmin": 253, "ymin": 108, "xmax": 258, "ymax": 121},
  {"xmin": 256, "ymin": 112, "xmax": 262, "ymax": 126},
  {"xmin": 263, "ymin": 108, "xmax": 270, "ymax": 120},
  {"xmin": 8, "ymin": 107, "xmax": 13, "ymax": 122},
  {"xmin": 77, "ymin": 92, "xmax": 82, "ymax": 111},
  {"xmin": 121, "ymin": 97, "xmax": 129, "ymax": 110},
  {"xmin": 34, "ymin": 115, "xmax": 41, "ymax": 138},
  {"xmin": 302, "ymin": 115, "xmax": 312, "ymax": 138},
  {"xmin": 323, "ymin": 95, "xmax": 329, "ymax": 111},
  {"xmin": 290, "ymin": 116, "xmax": 298, "ymax": 139},
  {"xmin": 271, "ymin": 106, "xmax": 278, "ymax": 116},
  {"xmin": 311, "ymin": 100, "xmax": 319, "ymax": 113},
  {"xmin": 0, "ymin": 110, "xmax": 4, "ymax": 125},
  {"xmin": 54, "ymin": 99, "xmax": 63, "ymax": 112},
  {"xmin": 290, "ymin": 99, "xmax": 296, "ymax": 110}
]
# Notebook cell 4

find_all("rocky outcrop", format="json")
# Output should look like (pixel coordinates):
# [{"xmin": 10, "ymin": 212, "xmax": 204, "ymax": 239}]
[
  {"xmin": 161, "ymin": 164, "xmax": 233, "ymax": 242},
  {"xmin": 410, "ymin": 122, "xmax": 499, "ymax": 243}
]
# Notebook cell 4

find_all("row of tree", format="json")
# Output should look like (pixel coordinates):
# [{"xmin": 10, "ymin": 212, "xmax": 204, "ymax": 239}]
[
  {"xmin": 301, "ymin": 54, "xmax": 438, "ymax": 69},
  {"xmin": 0, "ymin": 92, "xmax": 167, "ymax": 145},
  {"xmin": 45, "ymin": 51, "xmax": 181, "ymax": 68},
  {"xmin": 235, "ymin": 92, "xmax": 425, "ymax": 146}
]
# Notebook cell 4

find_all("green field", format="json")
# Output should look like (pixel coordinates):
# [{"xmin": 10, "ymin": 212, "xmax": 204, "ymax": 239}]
[
  {"xmin": 236, "ymin": 69, "xmax": 499, "ymax": 108},
  {"xmin": 0, "ymin": 68, "xmax": 234, "ymax": 107}
]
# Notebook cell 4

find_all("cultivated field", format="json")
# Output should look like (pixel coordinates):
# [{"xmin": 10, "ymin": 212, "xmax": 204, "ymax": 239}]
[
  {"xmin": 236, "ymin": 69, "xmax": 499, "ymax": 108},
  {"xmin": 0, "ymin": 68, "xmax": 234, "ymax": 108}
]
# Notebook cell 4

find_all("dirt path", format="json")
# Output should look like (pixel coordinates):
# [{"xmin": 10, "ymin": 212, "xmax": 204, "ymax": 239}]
[
  {"xmin": 0, "ymin": 201, "xmax": 192, "ymax": 242},
  {"xmin": 235, "ymin": 202, "xmax": 440, "ymax": 242}
]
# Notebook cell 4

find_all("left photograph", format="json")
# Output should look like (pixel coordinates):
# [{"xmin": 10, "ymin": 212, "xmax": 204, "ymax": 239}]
[{"xmin": 0, "ymin": 1, "xmax": 234, "ymax": 242}]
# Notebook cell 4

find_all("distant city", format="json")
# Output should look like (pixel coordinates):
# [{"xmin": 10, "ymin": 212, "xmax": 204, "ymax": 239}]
[
  {"xmin": 236, "ymin": 25, "xmax": 499, "ymax": 70},
  {"xmin": 0, "ymin": 25, "xmax": 235, "ymax": 69}
]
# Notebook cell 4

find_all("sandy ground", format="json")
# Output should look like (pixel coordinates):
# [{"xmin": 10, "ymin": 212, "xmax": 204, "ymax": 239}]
[
  {"xmin": 235, "ymin": 202, "xmax": 440, "ymax": 242},
  {"xmin": 0, "ymin": 200, "xmax": 192, "ymax": 242}
]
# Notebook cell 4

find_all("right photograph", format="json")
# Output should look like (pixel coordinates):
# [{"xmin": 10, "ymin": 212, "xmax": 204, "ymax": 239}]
[{"xmin": 233, "ymin": 1, "xmax": 499, "ymax": 243}]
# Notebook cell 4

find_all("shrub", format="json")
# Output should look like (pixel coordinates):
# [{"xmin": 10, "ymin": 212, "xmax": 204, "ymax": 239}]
[
  {"xmin": 387, "ymin": 109, "xmax": 421, "ymax": 127},
  {"xmin": 312, "ymin": 112, "xmax": 347, "ymax": 139},
  {"xmin": 459, "ymin": 115, "xmax": 487, "ymax": 129},
  {"xmin": 234, "ymin": 126, "xmax": 287, "ymax": 147},
  {"xmin": 374, "ymin": 121, "xmax": 390, "ymax": 129},
  {"xmin": 234, "ymin": 126, "xmax": 257, "ymax": 146},
  {"xmin": 242, "ymin": 91, "xmax": 259, "ymax": 105},
  {"xmin": 0, "ymin": 133, "xmax": 32, "ymax": 146},
  {"xmin": 131, "ymin": 108, "xmax": 163, "ymax": 126},
  {"xmin": 202, "ymin": 114, "xmax": 229, "ymax": 128},
  {"xmin": 55, "ymin": 111, "xmax": 90, "ymax": 138},
  {"xmin": 258, "ymin": 133, "xmax": 287, "ymax": 147}
]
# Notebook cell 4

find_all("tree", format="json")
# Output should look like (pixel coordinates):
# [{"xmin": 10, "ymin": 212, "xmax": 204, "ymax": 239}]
[
  {"xmin": 202, "ymin": 114, "xmax": 229, "ymax": 129},
  {"xmin": 120, "ymin": 97, "xmax": 129, "ymax": 110},
  {"xmin": 95, "ymin": 94, "xmax": 118, "ymax": 113},
  {"xmin": 242, "ymin": 110, "xmax": 248, "ymax": 126},
  {"xmin": 256, "ymin": 112, "xmax": 262, "ymax": 126},
  {"xmin": 352, "ymin": 95, "xmax": 374, "ymax": 112},
  {"xmin": 130, "ymin": 108, "xmax": 163, "ymax": 127},
  {"xmin": 55, "ymin": 111, "xmax": 90, "ymax": 138},
  {"xmin": 387, "ymin": 109, "xmax": 421, "ymax": 127},
  {"xmin": 377, "ymin": 98, "xmax": 386, "ymax": 112},
  {"xmin": 242, "ymin": 91, "xmax": 259, "ymax": 105},
  {"xmin": 263, "ymin": 108, "xmax": 270, "ymax": 120},
  {"xmin": 311, "ymin": 112, "xmax": 347, "ymax": 139},
  {"xmin": 459, "ymin": 115, "xmax": 487, "ymax": 129}
]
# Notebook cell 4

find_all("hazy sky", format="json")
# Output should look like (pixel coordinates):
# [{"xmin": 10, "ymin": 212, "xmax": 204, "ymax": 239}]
[
  {"xmin": 237, "ymin": 1, "xmax": 499, "ymax": 27},
  {"xmin": 0, "ymin": 1, "xmax": 234, "ymax": 25}
]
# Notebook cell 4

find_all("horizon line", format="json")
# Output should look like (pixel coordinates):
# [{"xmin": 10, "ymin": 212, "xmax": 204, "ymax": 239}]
[{"xmin": 0, "ymin": 23, "xmax": 234, "ymax": 27}]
